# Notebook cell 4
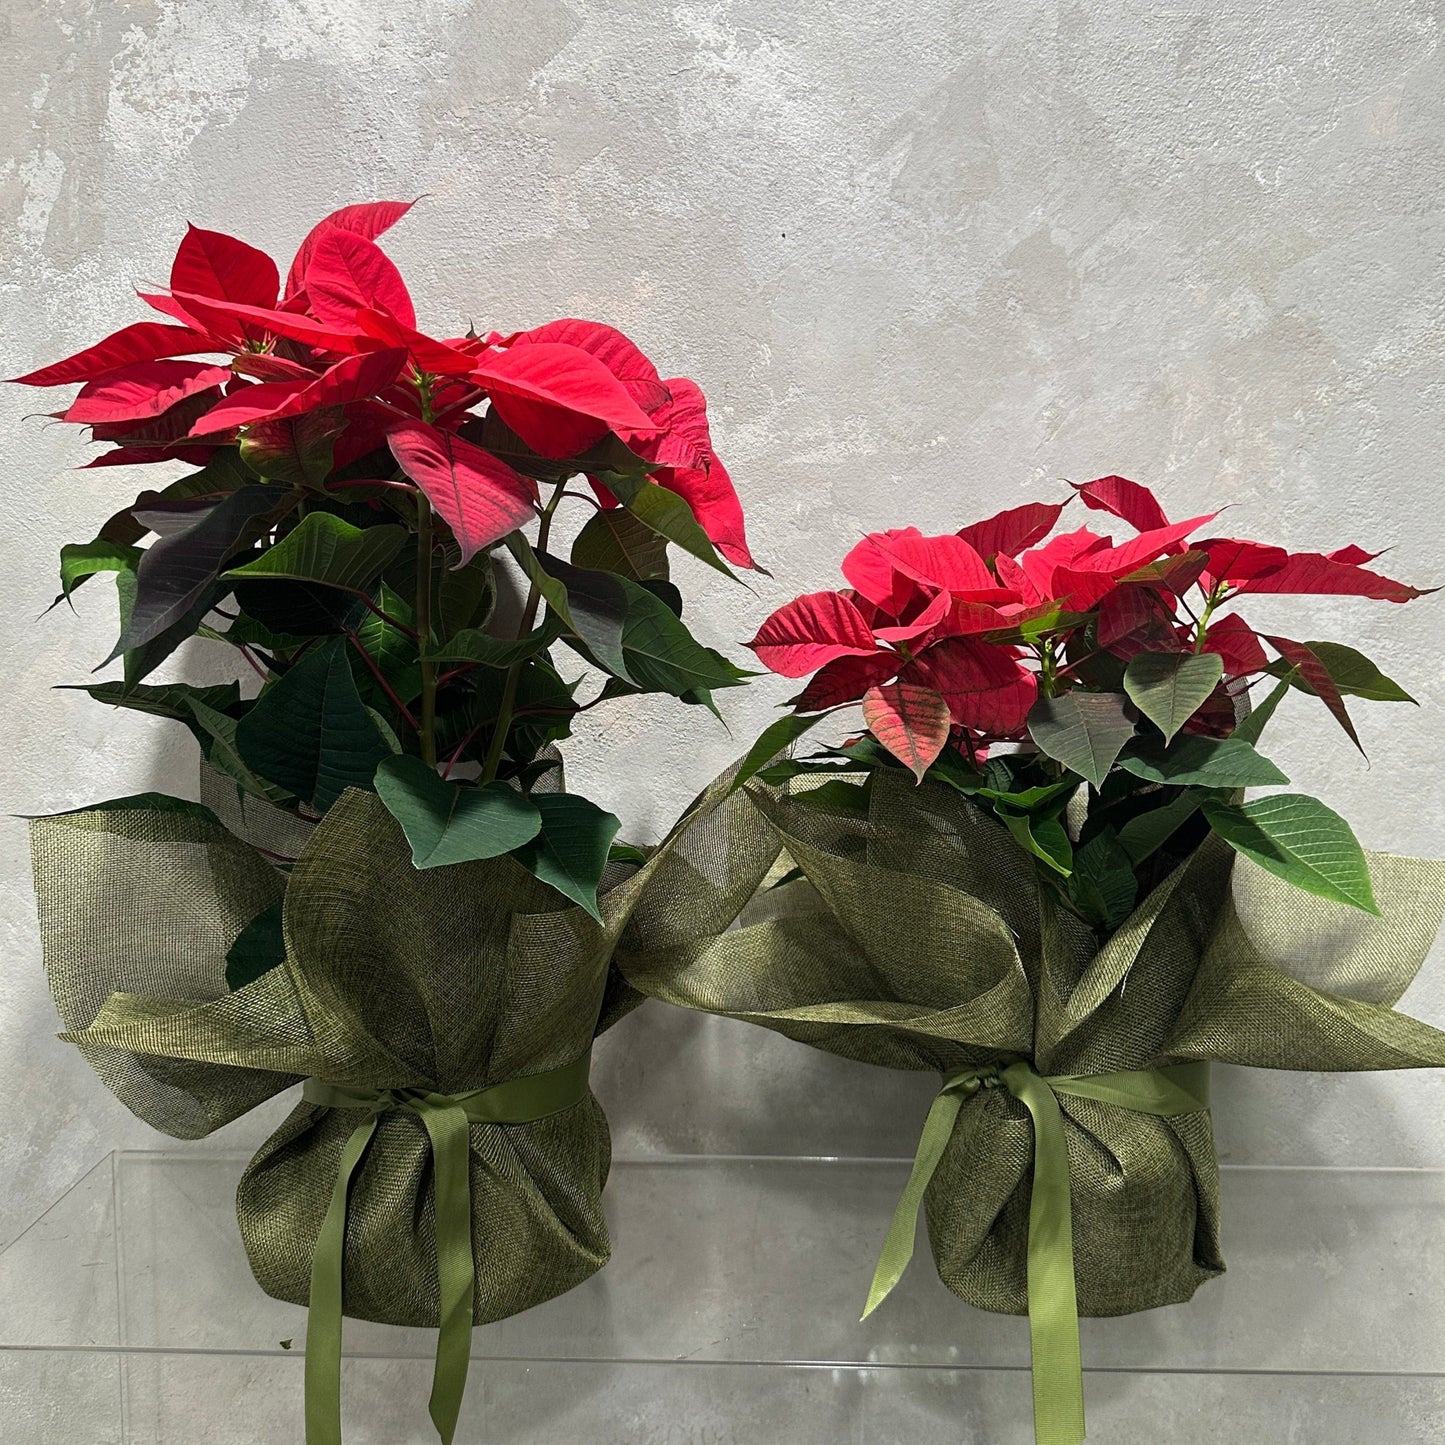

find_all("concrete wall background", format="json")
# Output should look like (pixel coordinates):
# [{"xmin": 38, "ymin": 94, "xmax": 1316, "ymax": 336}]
[{"xmin": 2, "ymin": 0, "xmax": 1444, "ymax": 1265}]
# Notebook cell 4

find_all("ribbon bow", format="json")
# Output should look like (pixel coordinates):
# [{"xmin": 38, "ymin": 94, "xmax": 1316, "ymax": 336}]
[
  {"xmin": 864, "ymin": 1058, "xmax": 1210, "ymax": 1445},
  {"xmin": 300, "ymin": 1052, "xmax": 594, "ymax": 1445}
]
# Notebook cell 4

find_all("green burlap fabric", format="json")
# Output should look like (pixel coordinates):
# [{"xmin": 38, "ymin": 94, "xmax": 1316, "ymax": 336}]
[
  {"xmin": 30, "ymin": 785, "xmax": 659, "ymax": 1330},
  {"xmin": 618, "ymin": 765, "xmax": 1445, "ymax": 1319}
]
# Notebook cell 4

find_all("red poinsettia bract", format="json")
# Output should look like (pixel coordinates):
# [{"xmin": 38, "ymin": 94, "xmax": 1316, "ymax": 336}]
[
  {"xmin": 12, "ymin": 202, "xmax": 755, "ymax": 570},
  {"xmin": 748, "ymin": 477, "xmax": 1430, "ymax": 776}
]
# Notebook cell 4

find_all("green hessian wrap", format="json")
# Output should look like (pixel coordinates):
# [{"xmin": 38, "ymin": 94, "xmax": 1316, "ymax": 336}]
[
  {"xmin": 617, "ymin": 764, "xmax": 1445, "ymax": 1445},
  {"xmin": 865, "ymin": 1059, "xmax": 1210, "ymax": 1445},
  {"xmin": 28, "ymin": 778, "xmax": 666, "ymax": 1443},
  {"xmin": 301, "ymin": 1055, "xmax": 592, "ymax": 1445}
]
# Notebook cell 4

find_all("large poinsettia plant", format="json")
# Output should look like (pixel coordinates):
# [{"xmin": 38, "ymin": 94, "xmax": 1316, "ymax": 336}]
[
  {"xmin": 14, "ymin": 200, "xmax": 757, "ymax": 918},
  {"xmin": 737, "ymin": 475, "xmax": 1431, "ymax": 930}
]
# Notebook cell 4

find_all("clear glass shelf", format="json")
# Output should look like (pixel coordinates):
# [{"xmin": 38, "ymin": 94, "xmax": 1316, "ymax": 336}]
[{"xmin": 2, "ymin": 1151, "xmax": 1443, "ymax": 1443}]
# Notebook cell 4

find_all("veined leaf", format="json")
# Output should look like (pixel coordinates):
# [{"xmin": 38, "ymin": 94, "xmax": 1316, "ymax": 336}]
[
  {"xmin": 1264, "ymin": 640, "xmax": 1415, "ymax": 704},
  {"xmin": 1028, "ymin": 690, "xmax": 1136, "ymax": 787},
  {"xmin": 354, "ymin": 583, "xmax": 421, "ymax": 705},
  {"xmin": 530, "ymin": 549, "xmax": 632, "ymax": 680},
  {"xmin": 57, "ymin": 541, "xmax": 141, "ymax": 606},
  {"xmin": 234, "ymin": 641, "xmax": 391, "ymax": 811},
  {"xmin": 1232, "ymin": 673, "xmax": 1293, "ymax": 746},
  {"xmin": 224, "ymin": 512, "xmax": 407, "ymax": 599},
  {"xmin": 90, "ymin": 452, "xmax": 251, "ymax": 553},
  {"xmin": 63, "ymin": 679, "xmax": 240, "ymax": 727},
  {"xmin": 428, "ymin": 616, "xmax": 564, "ymax": 669},
  {"xmin": 861, "ymin": 682, "xmax": 950, "ymax": 782},
  {"xmin": 997, "ymin": 805, "xmax": 1073, "ymax": 875},
  {"xmin": 436, "ymin": 549, "xmax": 496, "ymax": 640},
  {"xmin": 729, "ymin": 712, "xmax": 831, "ymax": 794},
  {"xmin": 975, "ymin": 777, "xmax": 1080, "ymax": 811},
  {"xmin": 508, "ymin": 792, "xmax": 621, "ymax": 920},
  {"xmin": 374, "ymin": 755, "xmax": 542, "ymax": 869},
  {"xmin": 1116, "ymin": 789, "xmax": 1205, "ymax": 865},
  {"xmin": 1069, "ymin": 828, "xmax": 1138, "ymax": 930},
  {"xmin": 239, "ymin": 407, "xmax": 344, "ymax": 488},
  {"xmin": 612, "ymin": 576, "xmax": 750, "ymax": 696},
  {"xmin": 571, "ymin": 506, "xmax": 670, "ymax": 582},
  {"xmin": 105, "ymin": 484, "xmax": 284, "ymax": 663},
  {"xmin": 602, "ymin": 474, "xmax": 738, "ymax": 581},
  {"xmin": 1262, "ymin": 635, "xmax": 1364, "ymax": 756},
  {"xmin": 1202, "ymin": 793, "xmax": 1379, "ymax": 914},
  {"xmin": 1118, "ymin": 735, "xmax": 1289, "ymax": 788},
  {"xmin": 185, "ymin": 698, "xmax": 298, "ymax": 807},
  {"xmin": 113, "ymin": 567, "xmax": 229, "ymax": 686},
  {"xmin": 1123, "ymin": 651, "xmax": 1224, "ymax": 743}
]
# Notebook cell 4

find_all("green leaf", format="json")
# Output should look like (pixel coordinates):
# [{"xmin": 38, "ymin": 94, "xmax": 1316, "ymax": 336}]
[
  {"xmin": 28, "ymin": 792, "xmax": 222, "ymax": 824},
  {"xmin": 981, "ymin": 607, "xmax": 1090, "ymax": 647},
  {"xmin": 87, "ymin": 452, "xmax": 251, "ymax": 556},
  {"xmin": 1028, "ymin": 691, "xmax": 1137, "ymax": 788},
  {"xmin": 1266, "ymin": 640, "xmax": 1415, "ymax": 704},
  {"xmin": 1232, "ymin": 674, "xmax": 1293, "ymax": 746},
  {"xmin": 106, "ymin": 485, "xmax": 284, "ymax": 663},
  {"xmin": 1118, "ymin": 735, "xmax": 1289, "ymax": 789},
  {"xmin": 1201, "ymin": 793, "xmax": 1379, "ymax": 914},
  {"xmin": 612, "ymin": 576, "xmax": 749, "ymax": 696},
  {"xmin": 429, "ymin": 616, "xmax": 564, "ymax": 669},
  {"xmin": 507, "ymin": 539, "xmax": 632, "ymax": 681},
  {"xmin": 113, "ymin": 567, "xmax": 228, "ymax": 686},
  {"xmin": 976, "ymin": 777, "xmax": 1081, "ymax": 811},
  {"xmin": 997, "ymin": 805, "xmax": 1073, "ymax": 875},
  {"xmin": 57, "ymin": 540, "xmax": 141, "ymax": 605},
  {"xmin": 730, "ymin": 712, "xmax": 831, "ymax": 794},
  {"xmin": 1069, "ymin": 827, "xmax": 1139, "ymax": 929},
  {"xmin": 63, "ymin": 680, "xmax": 241, "ymax": 727},
  {"xmin": 1123, "ymin": 651, "xmax": 1224, "ymax": 744},
  {"xmin": 235, "ymin": 641, "xmax": 391, "ymax": 811},
  {"xmin": 224, "ymin": 900, "xmax": 287, "ymax": 991},
  {"xmin": 599, "ymin": 474, "xmax": 738, "ymax": 581},
  {"xmin": 571, "ymin": 507, "xmax": 670, "ymax": 582},
  {"xmin": 230, "ymin": 576, "xmax": 364, "ymax": 639},
  {"xmin": 239, "ymin": 407, "xmax": 344, "ymax": 488},
  {"xmin": 374, "ymin": 755, "xmax": 542, "ymax": 869},
  {"xmin": 509, "ymin": 792, "xmax": 621, "ymax": 920},
  {"xmin": 223, "ymin": 513, "xmax": 407, "ymax": 599},
  {"xmin": 1116, "ymin": 789, "xmax": 1205, "ymax": 865},
  {"xmin": 184, "ymin": 699, "xmax": 298, "ymax": 807},
  {"xmin": 436, "ymin": 548, "xmax": 496, "ymax": 640},
  {"xmin": 353, "ymin": 583, "xmax": 422, "ymax": 706},
  {"xmin": 790, "ymin": 776, "xmax": 872, "ymax": 817}
]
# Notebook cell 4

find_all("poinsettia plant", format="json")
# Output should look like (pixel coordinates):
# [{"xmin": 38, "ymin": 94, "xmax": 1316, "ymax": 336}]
[
  {"xmin": 15, "ymin": 199, "xmax": 756, "ymax": 918},
  {"xmin": 736, "ymin": 475, "xmax": 1431, "ymax": 930}
]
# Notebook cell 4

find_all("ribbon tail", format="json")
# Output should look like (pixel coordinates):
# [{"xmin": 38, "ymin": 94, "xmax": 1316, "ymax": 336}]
[
  {"xmin": 417, "ymin": 1099, "xmax": 478, "ymax": 1445},
  {"xmin": 1005, "ymin": 1063, "xmax": 1086, "ymax": 1445},
  {"xmin": 863, "ymin": 1084, "xmax": 968, "ymax": 1319},
  {"xmin": 305, "ymin": 1111, "xmax": 380, "ymax": 1445}
]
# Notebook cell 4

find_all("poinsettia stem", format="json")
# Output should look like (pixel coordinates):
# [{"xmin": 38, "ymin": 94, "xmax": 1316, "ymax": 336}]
[
  {"xmin": 477, "ymin": 488, "xmax": 566, "ymax": 785},
  {"xmin": 416, "ymin": 493, "xmax": 438, "ymax": 766}
]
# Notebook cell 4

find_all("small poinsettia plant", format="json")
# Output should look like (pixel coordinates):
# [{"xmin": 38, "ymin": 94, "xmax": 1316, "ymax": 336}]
[
  {"xmin": 14, "ymin": 199, "xmax": 757, "ymax": 919},
  {"xmin": 737, "ymin": 475, "xmax": 1431, "ymax": 931}
]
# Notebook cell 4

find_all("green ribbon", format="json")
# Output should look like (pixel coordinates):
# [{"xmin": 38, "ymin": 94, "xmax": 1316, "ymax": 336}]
[
  {"xmin": 864, "ymin": 1058, "xmax": 1210, "ymax": 1445},
  {"xmin": 300, "ymin": 1051, "xmax": 595, "ymax": 1445}
]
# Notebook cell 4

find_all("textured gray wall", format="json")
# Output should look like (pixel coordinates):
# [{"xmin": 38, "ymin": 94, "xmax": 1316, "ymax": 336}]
[{"xmin": 3, "ymin": 0, "xmax": 1444, "ymax": 1268}]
